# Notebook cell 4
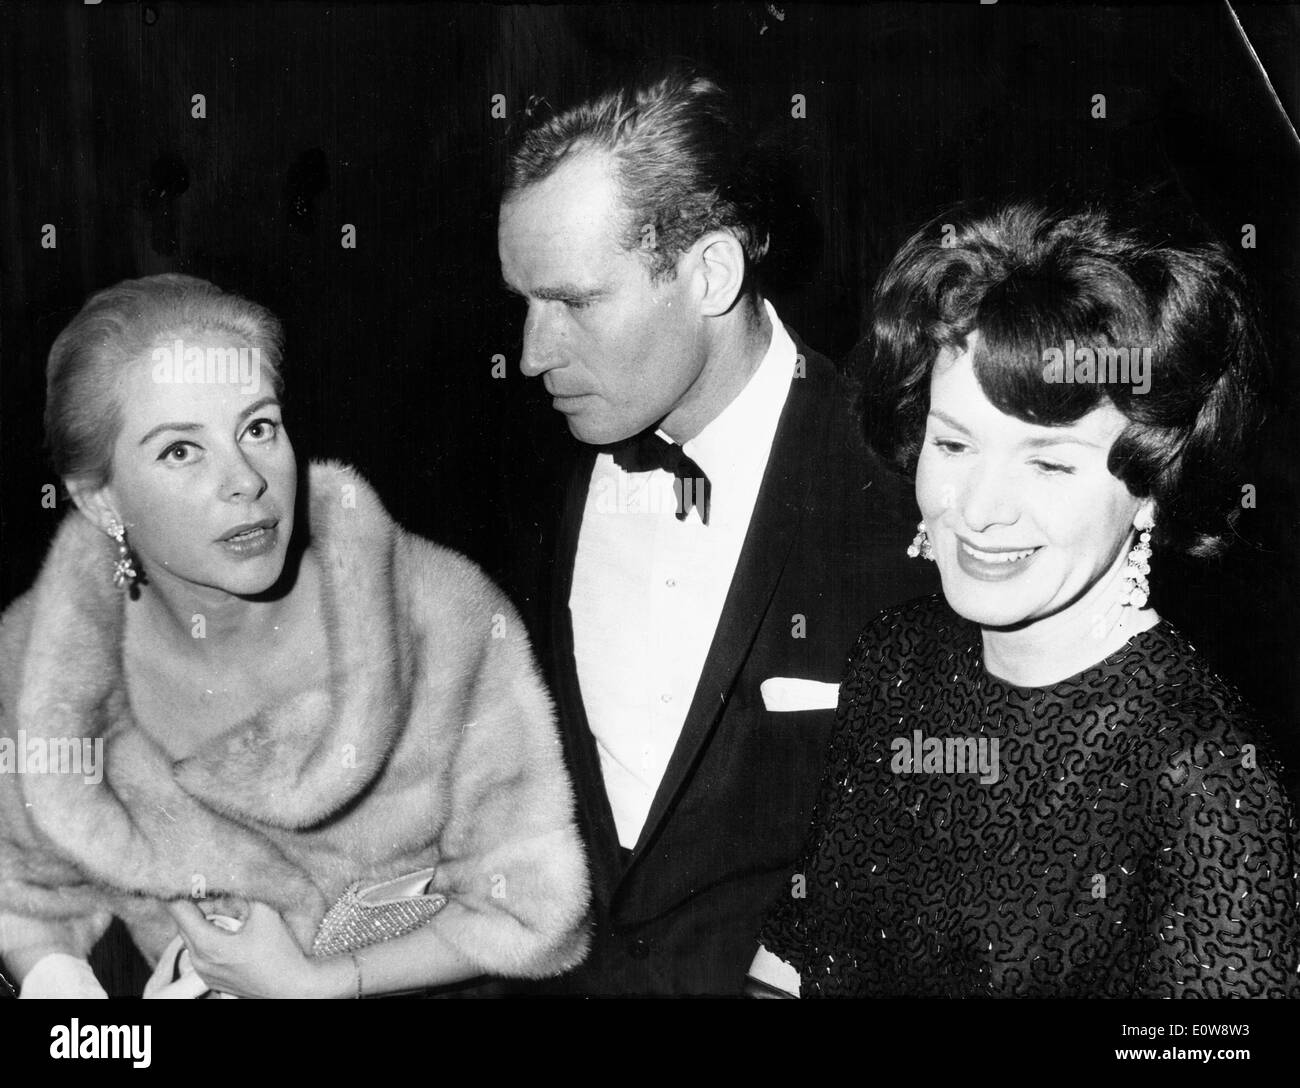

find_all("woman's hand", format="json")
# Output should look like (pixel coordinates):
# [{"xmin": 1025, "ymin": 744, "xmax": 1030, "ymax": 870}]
[{"xmin": 165, "ymin": 900, "xmax": 347, "ymax": 999}]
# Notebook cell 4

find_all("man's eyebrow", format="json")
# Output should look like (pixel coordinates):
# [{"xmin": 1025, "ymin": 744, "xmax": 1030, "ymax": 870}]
[
  {"xmin": 500, "ymin": 278, "xmax": 603, "ymax": 302},
  {"xmin": 535, "ymin": 285, "xmax": 603, "ymax": 302}
]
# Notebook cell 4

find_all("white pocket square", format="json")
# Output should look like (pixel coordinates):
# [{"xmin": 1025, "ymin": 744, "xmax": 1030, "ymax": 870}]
[{"xmin": 760, "ymin": 677, "xmax": 840, "ymax": 712}]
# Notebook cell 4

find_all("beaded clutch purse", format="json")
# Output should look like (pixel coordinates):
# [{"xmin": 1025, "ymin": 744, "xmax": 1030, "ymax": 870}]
[{"xmin": 311, "ymin": 868, "xmax": 449, "ymax": 958}]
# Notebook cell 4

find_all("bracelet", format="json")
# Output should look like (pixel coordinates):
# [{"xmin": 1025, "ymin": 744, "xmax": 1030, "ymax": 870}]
[{"xmin": 350, "ymin": 952, "xmax": 363, "ymax": 999}]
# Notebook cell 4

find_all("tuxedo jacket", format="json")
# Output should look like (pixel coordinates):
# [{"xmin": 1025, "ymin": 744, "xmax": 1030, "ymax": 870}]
[{"xmin": 503, "ymin": 333, "xmax": 937, "ymax": 995}]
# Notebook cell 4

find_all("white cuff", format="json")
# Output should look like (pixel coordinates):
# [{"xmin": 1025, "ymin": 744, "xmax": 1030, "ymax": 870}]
[{"xmin": 19, "ymin": 953, "xmax": 108, "ymax": 999}]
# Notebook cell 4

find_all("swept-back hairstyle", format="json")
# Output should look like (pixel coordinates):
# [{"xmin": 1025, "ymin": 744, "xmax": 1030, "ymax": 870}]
[
  {"xmin": 860, "ymin": 201, "xmax": 1266, "ymax": 558},
  {"xmin": 45, "ymin": 274, "xmax": 285, "ymax": 490},
  {"xmin": 504, "ymin": 62, "xmax": 776, "ymax": 283}
]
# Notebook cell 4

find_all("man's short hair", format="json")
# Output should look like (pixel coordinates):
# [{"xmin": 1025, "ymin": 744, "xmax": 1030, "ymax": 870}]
[{"xmin": 504, "ymin": 64, "xmax": 773, "ymax": 283}]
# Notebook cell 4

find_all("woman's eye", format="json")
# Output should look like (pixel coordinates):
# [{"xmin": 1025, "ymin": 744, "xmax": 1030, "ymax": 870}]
[
  {"xmin": 159, "ymin": 442, "xmax": 197, "ymax": 463},
  {"xmin": 931, "ymin": 437, "xmax": 967, "ymax": 455},
  {"xmin": 244, "ymin": 418, "xmax": 279, "ymax": 442},
  {"xmin": 1030, "ymin": 459, "xmax": 1075, "ymax": 475}
]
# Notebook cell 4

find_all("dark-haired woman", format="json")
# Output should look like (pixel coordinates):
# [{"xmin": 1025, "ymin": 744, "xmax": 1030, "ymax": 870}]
[
  {"xmin": 750, "ymin": 202, "xmax": 1300, "ymax": 997},
  {"xmin": 0, "ymin": 274, "xmax": 589, "ymax": 998}
]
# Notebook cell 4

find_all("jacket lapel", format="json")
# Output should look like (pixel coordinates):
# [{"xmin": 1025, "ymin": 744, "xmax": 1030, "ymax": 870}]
[
  {"xmin": 550, "ymin": 447, "xmax": 625, "ymax": 904},
  {"xmin": 626, "ymin": 347, "xmax": 821, "ymax": 862}
]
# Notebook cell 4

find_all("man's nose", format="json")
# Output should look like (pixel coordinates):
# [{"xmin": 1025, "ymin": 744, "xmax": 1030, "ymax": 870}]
[{"xmin": 519, "ymin": 303, "xmax": 561, "ymax": 378}]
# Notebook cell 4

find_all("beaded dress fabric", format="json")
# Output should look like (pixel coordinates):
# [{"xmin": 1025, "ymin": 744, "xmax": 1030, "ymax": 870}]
[{"xmin": 760, "ymin": 595, "xmax": 1300, "ymax": 997}]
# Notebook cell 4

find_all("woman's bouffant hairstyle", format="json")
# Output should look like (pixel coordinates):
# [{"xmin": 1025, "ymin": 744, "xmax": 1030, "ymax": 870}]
[
  {"xmin": 860, "ymin": 201, "xmax": 1267, "ymax": 559},
  {"xmin": 504, "ymin": 62, "xmax": 776, "ymax": 284},
  {"xmin": 45, "ymin": 274, "xmax": 285, "ymax": 491}
]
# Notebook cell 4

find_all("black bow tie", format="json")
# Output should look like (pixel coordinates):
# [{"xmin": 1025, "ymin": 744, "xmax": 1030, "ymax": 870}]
[{"xmin": 610, "ymin": 431, "xmax": 712, "ymax": 525}]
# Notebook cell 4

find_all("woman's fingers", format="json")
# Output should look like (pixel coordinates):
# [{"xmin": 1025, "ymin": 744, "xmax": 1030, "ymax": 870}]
[
  {"xmin": 164, "ymin": 899, "xmax": 235, "ymax": 960},
  {"xmin": 164, "ymin": 898, "xmax": 208, "ymax": 939}
]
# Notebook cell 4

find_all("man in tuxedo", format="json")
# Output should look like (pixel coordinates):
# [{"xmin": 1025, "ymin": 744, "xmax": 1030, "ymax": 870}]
[{"xmin": 496, "ymin": 66, "xmax": 934, "ymax": 995}]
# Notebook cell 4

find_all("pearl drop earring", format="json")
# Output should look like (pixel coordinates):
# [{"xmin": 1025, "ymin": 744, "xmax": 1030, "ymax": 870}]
[
  {"xmin": 907, "ymin": 521, "xmax": 935, "ymax": 561},
  {"xmin": 1120, "ymin": 517, "xmax": 1153, "ymax": 609}
]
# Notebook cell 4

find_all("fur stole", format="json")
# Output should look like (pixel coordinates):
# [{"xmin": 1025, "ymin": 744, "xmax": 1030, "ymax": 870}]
[{"xmin": 0, "ymin": 460, "xmax": 589, "ymax": 978}]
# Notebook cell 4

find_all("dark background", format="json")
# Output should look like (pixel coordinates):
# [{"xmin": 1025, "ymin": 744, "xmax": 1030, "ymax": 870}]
[{"xmin": 2, "ymin": 0, "xmax": 1298, "ymax": 775}]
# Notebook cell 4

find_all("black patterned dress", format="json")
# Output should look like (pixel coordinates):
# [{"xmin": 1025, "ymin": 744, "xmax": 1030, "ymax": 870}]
[{"xmin": 759, "ymin": 595, "xmax": 1300, "ymax": 997}]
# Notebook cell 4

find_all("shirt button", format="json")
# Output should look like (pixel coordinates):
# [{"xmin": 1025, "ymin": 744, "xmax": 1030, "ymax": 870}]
[
  {"xmin": 627, "ymin": 937, "xmax": 651, "ymax": 960},
  {"xmin": 665, "ymin": 578, "xmax": 676, "ymax": 587},
  {"xmin": 660, "ymin": 693, "xmax": 672, "ymax": 703}
]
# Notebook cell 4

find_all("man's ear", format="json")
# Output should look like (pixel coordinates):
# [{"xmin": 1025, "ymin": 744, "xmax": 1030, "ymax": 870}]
[
  {"xmin": 691, "ymin": 231, "xmax": 748, "ymax": 318},
  {"xmin": 65, "ymin": 478, "xmax": 120, "ymax": 535}
]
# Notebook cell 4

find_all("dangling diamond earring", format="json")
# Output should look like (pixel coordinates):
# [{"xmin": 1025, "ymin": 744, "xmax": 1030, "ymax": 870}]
[
  {"xmin": 906, "ymin": 520, "xmax": 935, "ymax": 561},
  {"xmin": 1120, "ymin": 516, "xmax": 1153, "ymax": 609},
  {"xmin": 107, "ymin": 519, "xmax": 138, "ymax": 591}
]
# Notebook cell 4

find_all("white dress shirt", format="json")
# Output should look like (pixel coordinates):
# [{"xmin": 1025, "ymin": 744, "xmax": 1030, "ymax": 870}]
[{"xmin": 570, "ymin": 300, "xmax": 798, "ymax": 849}]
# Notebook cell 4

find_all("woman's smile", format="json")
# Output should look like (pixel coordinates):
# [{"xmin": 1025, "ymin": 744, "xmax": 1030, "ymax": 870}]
[{"xmin": 953, "ymin": 536, "xmax": 1044, "ymax": 581}]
